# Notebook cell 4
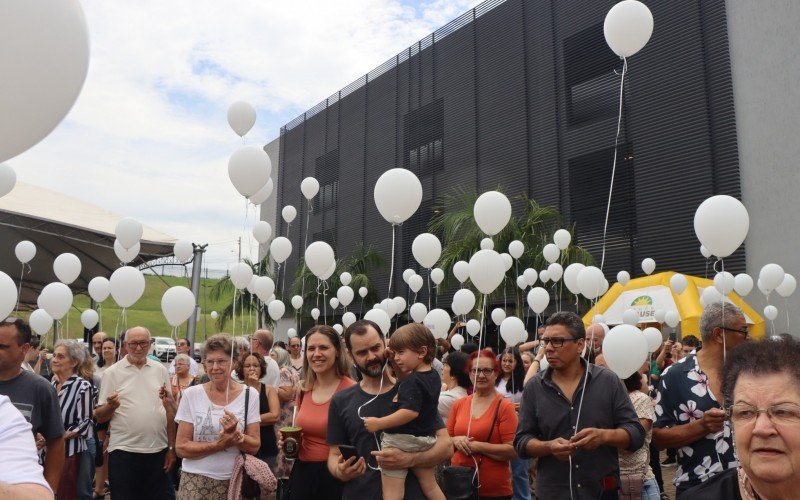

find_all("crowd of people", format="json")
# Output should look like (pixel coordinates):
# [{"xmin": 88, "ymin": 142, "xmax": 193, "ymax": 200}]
[{"xmin": 1, "ymin": 301, "xmax": 799, "ymax": 499}]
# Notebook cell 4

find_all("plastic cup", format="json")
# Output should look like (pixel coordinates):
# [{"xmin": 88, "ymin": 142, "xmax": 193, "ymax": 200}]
[{"xmin": 280, "ymin": 426, "xmax": 302, "ymax": 459}]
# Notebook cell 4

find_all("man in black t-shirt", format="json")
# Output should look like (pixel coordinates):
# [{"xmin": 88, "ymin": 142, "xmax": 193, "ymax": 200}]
[{"xmin": 327, "ymin": 320, "xmax": 453, "ymax": 500}]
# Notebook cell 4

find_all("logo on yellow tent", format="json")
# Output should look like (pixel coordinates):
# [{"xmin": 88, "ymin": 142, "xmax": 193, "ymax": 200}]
[{"xmin": 631, "ymin": 296, "xmax": 653, "ymax": 307}]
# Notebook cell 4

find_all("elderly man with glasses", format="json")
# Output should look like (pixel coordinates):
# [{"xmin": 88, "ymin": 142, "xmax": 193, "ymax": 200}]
[
  {"xmin": 287, "ymin": 336, "xmax": 303, "ymax": 375},
  {"xmin": 167, "ymin": 337, "xmax": 199, "ymax": 377},
  {"xmin": 514, "ymin": 311, "xmax": 644, "ymax": 500},
  {"xmin": 652, "ymin": 302, "xmax": 748, "ymax": 497}
]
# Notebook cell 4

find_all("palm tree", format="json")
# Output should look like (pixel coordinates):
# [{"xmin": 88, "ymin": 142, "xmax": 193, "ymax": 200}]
[{"xmin": 210, "ymin": 254, "xmax": 278, "ymax": 331}]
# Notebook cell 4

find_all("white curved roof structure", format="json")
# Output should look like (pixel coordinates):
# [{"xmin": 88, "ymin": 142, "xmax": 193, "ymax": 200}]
[{"xmin": 0, "ymin": 182, "xmax": 176, "ymax": 308}]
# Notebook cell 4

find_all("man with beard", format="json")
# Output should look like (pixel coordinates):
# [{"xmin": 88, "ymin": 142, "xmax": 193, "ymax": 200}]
[{"xmin": 326, "ymin": 320, "xmax": 453, "ymax": 499}]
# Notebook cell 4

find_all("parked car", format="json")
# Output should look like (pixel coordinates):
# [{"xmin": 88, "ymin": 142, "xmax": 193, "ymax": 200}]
[{"xmin": 150, "ymin": 337, "xmax": 176, "ymax": 362}]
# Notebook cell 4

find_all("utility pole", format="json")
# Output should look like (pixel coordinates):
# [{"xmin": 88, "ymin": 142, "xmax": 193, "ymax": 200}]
[{"xmin": 186, "ymin": 243, "xmax": 208, "ymax": 350}]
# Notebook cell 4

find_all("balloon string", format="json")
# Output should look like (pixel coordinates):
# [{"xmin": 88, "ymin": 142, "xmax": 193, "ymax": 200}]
[
  {"xmin": 785, "ymin": 298, "xmax": 790, "ymax": 333},
  {"xmin": 599, "ymin": 57, "xmax": 627, "ymax": 272},
  {"xmin": 300, "ymin": 200, "xmax": 312, "ymax": 304},
  {"xmin": 427, "ymin": 269, "xmax": 432, "ymax": 311},
  {"xmin": 387, "ymin": 224, "xmax": 397, "ymax": 300},
  {"xmin": 15, "ymin": 264, "xmax": 25, "ymax": 314},
  {"xmin": 232, "ymin": 288, "xmax": 237, "ymax": 338},
  {"xmin": 720, "ymin": 259, "xmax": 727, "ymax": 368}
]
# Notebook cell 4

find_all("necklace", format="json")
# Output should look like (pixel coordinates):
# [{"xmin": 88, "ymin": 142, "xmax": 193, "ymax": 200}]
[{"xmin": 738, "ymin": 467, "xmax": 761, "ymax": 500}]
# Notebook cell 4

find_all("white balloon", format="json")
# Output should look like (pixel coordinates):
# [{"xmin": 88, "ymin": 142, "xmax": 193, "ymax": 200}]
[
  {"xmin": 87, "ymin": 277, "xmax": 110, "ymax": 303},
  {"xmin": 453, "ymin": 261, "xmax": 470, "ymax": 283},
  {"xmin": 0, "ymin": 272, "xmax": 17, "ymax": 321},
  {"xmin": 15, "ymin": 240, "xmax": 36, "ymax": 264},
  {"xmin": 53, "ymin": 253, "xmax": 81, "ymax": 285},
  {"xmin": 174, "ymin": 240, "xmax": 193, "ymax": 263},
  {"xmin": 527, "ymin": 287, "xmax": 550, "ymax": 314},
  {"xmin": 0, "ymin": 163, "xmax": 16, "ymax": 198},
  {"xmin": 622, "ymin": 309, "xmax": 639, "ymax": 326},
  {"xmin": 617, "ymin": 270, "xmax": 631, "ymax": 286},
  {"xmin": 451, "ymin": 289, "xmax": 476, "ymax": 316},
  {"xmin": 37, "ymin": 282, "xmax": 73, "ymax": 319},
  {"xmin": 430, "ymin": 268, "xmax": 445, "ymax": 285},
  {"xmin": 287, "ymin": 327, "xmax": 298, "ymax": 338},
  {"xmin": 700, "ymin": 245, "xmax": 712, "ymax": 259},
  {"xmin": 305, "ymin": 241, "xmax": 336, "ymax": 278},
  {"xmin": 330, "ymin": 298, "xmax": 340, "ymax": 310},
  {"xmin": 468, "ymin": 250, "xmax": 505, "ymax": 295},
  {"xmin": 539, "ymin": 270, "xmax": 550, "ymax": 284},
  {"xmin": 603, "ymin": 0, "xmax": 654, "ymax": 58},
  {"xmin": 301, "ymin": 177, "xmax": 320, "ymax": 200},
  {"xmin": 516, "ymin": 275, "xmax": 528, "ymax": 290},
  {"xmin": 500, "ymin": 316, "xmax": 525, "ymax": 346},
  {"xmin": 670, "ymin": 273, "xmax": 687, "ymax": 295},
  {"xmin": 380, "ymin": 298, "xmax": 397, "ymax": 318},
  {"xmin": 539, "ymin": 357, "xmax": 549, "ymax": 371},
  {"xmin": 0, "ymin": 0, "xmax": 89, "ymax": 163},
  {"xmin": 694, "ymin": 195, "xmax": 749, "ymax": 258},
  {"xmin": 333, "ymin": 324, "xmax": 344, "ymax": 335},
  {"xmin": 161, "ymin": 286, "xmax": 196, "ymax": 327},
  {"xmin": 543, "ymin": 244, "xmax": 560, "ymax": 264},
  {"xmin": 757, "ymin": 279, "xmax": 769, "ymax": 296},
  {"xmin": 342, "ymin": 312, "xmax": 357, "ymax": 328},
  {"xmin": 412, "ymin": 233, "xmax": 442, "ymax": 269},
  {"xmin": 473, "ymin": 191, "xmax": 512, "ymax": 236},
  {"xmin": 523, "ymin": 268, "xmax": 538, "ymax": 287},
  {"xmin": 291, "ymin": 295, "xmax": 304, "ymax": 310},
  {"xmin": 114, "ymin": 239, "xmax": 140, "ymax": 264},
  {"xmin": 654, "ymin": 309, "xmax": 666, "ymax": 323},
  {"xmin": 311, "ymin": 308, "xmax": 320, "ymax": 320},
  {"xmin": 227, "ymin": 101, "xmax": 256, "ymax": 137},
  {"xmin": 229, "ymin": 263, "xmax": 253, "ymax": 290},
  {"xmin": 760, "ymin": 264, "xmax": 785, "ymax": 293},
  {"xmin": 282, "ymin": 205, "xmax": 297, "ymax": 224},
  {"xmin": 246, "ymin": 277, "xmax": 258, "ymax": 295},
  {"xmin": 408, "ymin": 274, "xmax": 424, "ymax": 293},
  {"xmin": 466, "ymin": 319, "xmax": 481, "ymax": 337},
  {"xmin": 364, "ymin": 308, "xmax": 391, "ymax": 335},
  {"xmin": 359, "ymin": 287, "xmax": 368, "ymax": 298},
  {"xmin": 228, "ymin": 147, "xmax": 272, "ymax": 199},
  {"xmin": 402, "ymin": 269, "xmax": 415, "ymax": 284},
  {"xmin": 337, "ymin": 286, "xmax": 355, "ymax": 307},
  {"xmin": 29, "ymin": 309, "xmax": 53, "ymax": 335},
  {"xmin": 409, "ymin": 303, "xmax": 428, "ymax": 323},
  {"xmin": 393, "ymin": 296, "xmax": 407, "ymax": 315},
  {"xmin": 320, "ymin": 262, "xmax": 336, "ymax": 281},
  {"xmin": 109, "ymin": 266, "xmax": 145, "ymax": 308},
  {"xmin": 253, "ymin": 221, "xmax": 273, "ymax": 244},
  {"xmin": 451, "ymin": 334, "xmax": 465, "ymax": 350},
  {"xmin": 601, "ymin": 280, "xmax": 610, "ymax": 295},
  {"xmin": 340, "ymin": 272, "xmax": 352, "ymax": 286},
  {"xmin": 564, "ymin": 263, "xmax": 585, "ymax": 295},
  {"xmin": 115, "ymin": 218, "xmax": 142, "ymax": 250},
  {"xmin": 643, "ymin": 327, "xmax": 663, "ymax": 353},
  {"xmin": 776, "ymin": 274, "xmax": 797, "ymax": 298},
  {"xmin": 713, "ymin": 272, "xmax": 735, "ymax": 296},
  {"xmin": 424, "ymin": 309, "xmax": 452, "ymax": 340},
  {"xmin": 374, "ymin": 168, "xmax": 422, "ymax": 224},
  {"xmin": 664, "ymin": 310, "xmax": 680, "ymax": 328},
  {"xmin": 491, "ymin": 308, "xmax": 506, "ymax": 326},
  {"xmin": 508, "ymin": 240, "xmax": 524, "ymax": 259},
  {"xmin": 210, "ymin": 311, "xmax": 219, "ymax": 320},
  {"xmin": 270, "ymin": 237, "xmax": 292, "ymax": 264},
  {"xmin": 480, "ymin": 238, "xmax": 494, "ymax": 250},
  {"xmin": 501, "ymin": 253, "xmax": 513, "ymax": 271},
  {"xmin": 250, "ymin": 178, "xmax": 274, "ymax": 205},
  {"xmin": 553, "ymin": 229, "xmax": 572, "ymax": 250},
  {"xmin": 641, "ymin": 258, "xmax": 656, "ymax": 275},
  {"xmin": 547, "ymin": 263, "xmax": 564, "ymax": 282},
  {"xmin": 701, "ymin": 287, "xmax": 723, "ymax": 308},
  {"xmin": 764, "ymin": 305, "xmax": 778, "ymax": 321},
  {"xmin": 602, "ymin": 324, "xmax": 649, "ymax": 378},
  {"xmin": 734, "ymin": 273, "xmax": 754, "ymax": 296},
  {"xmin": 593, "ymin": 314, "xmax": 606, "ymax": 324},
  {"xmin": 253, "ymin": 276, "xmax": 276, "ymax": 302},
  {"xmin": 578, "ymin": 266, "xmax": 606, "ymax": 299},
  {"xmin": 268, "ymin": 300, "xmax": 286, "ymax": 321}
]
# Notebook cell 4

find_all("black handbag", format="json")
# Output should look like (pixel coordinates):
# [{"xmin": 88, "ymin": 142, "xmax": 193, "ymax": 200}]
[
  {"xmin": 241, "ymin": 387, "xmax": 261, "ymax": 499},
  {"xmin": 441, "ymin": 396, "xmax": 502, "ymax": 500}
]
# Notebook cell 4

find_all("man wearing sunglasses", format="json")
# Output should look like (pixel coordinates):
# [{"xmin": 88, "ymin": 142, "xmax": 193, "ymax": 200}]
[{"xmin": 514, "ymin": 312, "xmax": 644, "ymax": 499}]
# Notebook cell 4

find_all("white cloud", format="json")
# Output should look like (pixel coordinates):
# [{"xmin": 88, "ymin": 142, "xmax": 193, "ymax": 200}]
[{"xmin": 9, "ymin": 0, "xmax": 477, "ymax": 270}]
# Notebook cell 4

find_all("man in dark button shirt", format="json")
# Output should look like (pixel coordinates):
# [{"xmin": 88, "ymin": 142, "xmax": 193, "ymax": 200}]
[
  {"xmin": 514, "ymin": 312, "xmax": 645, "ymax": 500},
  {"xmin": 327, "ymin": 320, "xmax": 453, "ymax": 500}
]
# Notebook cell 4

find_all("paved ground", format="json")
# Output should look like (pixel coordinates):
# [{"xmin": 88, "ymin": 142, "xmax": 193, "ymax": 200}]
[{"xmin": 660, "ymin": 451, "xmax": 677, "ymax": 499}]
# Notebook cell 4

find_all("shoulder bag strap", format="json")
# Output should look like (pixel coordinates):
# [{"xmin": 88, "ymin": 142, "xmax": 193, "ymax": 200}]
[{"xmin": 477, "ymin": 395, "xmax": 503, "ymax": 466}]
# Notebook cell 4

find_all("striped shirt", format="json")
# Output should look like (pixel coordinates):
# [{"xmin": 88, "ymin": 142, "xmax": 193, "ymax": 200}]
[{"xmin": 51, "ymin": 375, "xmax": 94, "ymax": 457}]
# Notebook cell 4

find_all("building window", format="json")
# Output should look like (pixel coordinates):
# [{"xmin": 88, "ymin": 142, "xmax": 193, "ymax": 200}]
[
  {"xmin": 315, "ymin": 149, "xmax": 339, "ymax": 211},
  {"xmin": 404, "ymin": 99, "xmax": 444, "ymax": 175}
]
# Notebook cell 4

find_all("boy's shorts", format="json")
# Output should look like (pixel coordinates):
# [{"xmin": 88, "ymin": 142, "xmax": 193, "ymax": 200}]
[{"xmin": 379, "ymin": 432, "xmax": 437, "ymax": 478}]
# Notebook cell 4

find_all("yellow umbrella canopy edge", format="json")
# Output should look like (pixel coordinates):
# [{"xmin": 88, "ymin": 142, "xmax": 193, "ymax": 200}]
[
  {"xmin": 686, "ymin": 276, "xmax": 765, "ymax": 340},
  {"xmin": 582, "ymin": 273, "xmax": 670, "ymax": 327}
]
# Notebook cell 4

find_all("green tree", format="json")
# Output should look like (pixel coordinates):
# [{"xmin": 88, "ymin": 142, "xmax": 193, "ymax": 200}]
[{"xmin": 210, "ymin": 255, "xmax": 277, "ymax": 331}]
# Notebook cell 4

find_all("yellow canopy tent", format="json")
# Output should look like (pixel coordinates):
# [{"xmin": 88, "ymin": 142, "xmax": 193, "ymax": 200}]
[{"xmin": 582, "ymin": 271, "xmax": 765, "ymax": 339}]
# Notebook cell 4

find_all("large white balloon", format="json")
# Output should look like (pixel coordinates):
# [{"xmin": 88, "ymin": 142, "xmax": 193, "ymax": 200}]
[
  {"xmin": 0, "ymin": 164, "xmax": 16, "ymax": 198},
  {"xmin": 468, "ymin": 250, "xmax": 505, "ymax": 294},
  {"xmin": 0, "ymin": 272, "xmax": 18, "ymax": 320},
  {"xmin": 539, "ymin": 270, "xmax": 551, "ymax": 284},
  {"xmin": 664, "ymin": 310, "xmax": 680, "ymax": 328},
  {"xmin": 174, "ymin": 240, "xmax": 193, "ymax": 263},
  {"xmin": 15, "ymin": 240, "xmax": 36, "ymax": 264},
  {"xmin": 424, "ymin": 309, "xmax": 452, "ymax": 340},
  {"xmin": 250, "ymin": 178, "xmax": 274, "ymax": 205},
  {"xmin": 713, "ymin": 272, "xmax": 735, "ymax": 296},
  {"xmin": 53, "ymin": 253, "xmax": 81, "ymax": 285},
  {"xmin": 114, "ymin": 239, "xmax": 140, "ymax": 265},
  {"xmin": 516, "ymin": 275, "xmax": 528, "ymax": 290},
  {"xmin": 228, "ymin": 147, "xmax": 272, "ymax": 199},
  {"xmin": 508, "ymin": 240, "xmax": 524, "ymax": 259},
  {"xmin": 393, "ymin": 296, "xmax": 407, "ymax": 315},
  {"xmin": 161, "ymin": 286, "xmax": 196, "ymax": 327},
  {"xmin": 603, "ymin": 324, "xmax": 649, "ymax": 378},
  {"xmin": 364, "ymin": 308, "xmax": 391, "ymax": 335},
  {"xmin": 253, "ymin": 221, "xmax": 273, "ymax": 244},
  {"xmin": 110, "ymin": 266, "xmax": 145, "ymax": 308},
  {"xmin": 542, "ymin": 244, "xmax": 560, "ymax": 264},
  {"xmin": 29, "ymin": 309, "xmax": 53, "ymax": 335},
  {"xmin": 733, "ymin": 273, "xmax": 753, "ymax": 296},
  {"xmin": 466, "ymin": 319, "xmax": 481, "ymax": 337},
  {"xmin": 480, "ymin": 238, "xmax": 494, "ymax": 250},
  {"xmin": 547, "ymin": 263, "xmax": 564, "ymax": 282},
  {"xmin": 776, "ymin": 274, "xmax": 797, "ymax": 298},
  {"xmin": 282, "ymin": 205, "xmax": 297, "ymax": 224},
  {"xmin": 603, "ymin": 0, "xmax": 654, "ymax": 58},
  {"xmin": 229, "ymin": 263, "xmax": 253, "ymax": 290},
  {"xmin": 523, "ymin": 268, "xmax": 538, "ymax": 287},
  {"xmin": 227, "ymin": 101, "xmax": 256, "ymax": 137},
  {"xmin": 451, "ymin": 289, "xmax": 476, "ymax": 316},
  {"xmin": 430, "ymin": 268, "xmax": 445, "ymax": 285},
  {"xmin": 491, "ymin": 308, "xmax": 506, "ymax": 326},
  {"xmin": 641, "ymin": 258, "xmax": 656, "ymax": 275},
  {"xmin": 379, "ymin": 298, "xmax": 398, "ymax": 318},
  {"xmin": 764, "ymin": 305, "xmax": 778, "ymax": 321},
  {"xmin": 553, "ymin": 229, "xmax": 572, "ymax": 250},
  {"xmin": 701, "ymin": 287, "xmax": 723, "ymax": 307},
  {"xmin": 305, "ymin": 241, "xmax": 335, "ymax": 278},
  {"xmin": 270, "ymin": 237, "xmax": 292, "ymax": 264},
  {"xmin": 88, "ymin": 277, "xmax": 110, "ymax": 303},
  {"xmin": 340, "ymin": 272, "xmax": 352, "ymax": 286},
  {"xmin": 412, "ymin": 233, "xmax": 442, "ymax": 269},
  {"xmin": 301, "ymin": 177, "xmax": 320, "ymax": 200},
  {"xmin": 268, "ymin": 300, "xmax": 286, "ymax": 321},
  {"xmin": 330, "ymin": 298, "xmax": 340, "ymax": 310},
  {"xmin": 654, "ymin": 309, "xmax": 666, "ymax": 324},
  {"xmin": 37, "ymin": 282, "xmax": 73, "ymax": 319},
  {"xmin": 501, "ymin": 253, "xmax": 513, "ymax": 272},
  {"xmin": 337, "ymin": 286, "xmax": 355, "ymax": 307},
  {"xmin": 759, "ymin": 264, "xmax": 785, "ymax": 293},
  {"xmin": 253, "ymin": 276, "xmax": 276, "ymax": 302},
  {"xmin": 291, "ymin": 295, "xmax": 303, "ymax": 310},
  {"xmin": 617, "ymin": 270, "xmax": 631, "ymax": 286},
  {"xmin": 0, "ymin": 0, "xmax": 89, "ymax": 163},
  {"xmin": 643, "ymin": 327, "xmax": 662, "ymax": 353},
  {"xmin": 622, "ymin": 309, "xmax": 639, "ymax": 326},
  {"xmin": 563, "ymin": 263, "xmax": 585, "ymax": 295},
  {"xmin": 578, "ymin": 266, "xmax": 606, "ymax": 299},
  {"xmin": 115, "ymin": 218, "xmax": 143, "ymax": 250},
  {"xmin": 409, "ymin": 303, "xmax": 427, "ymax": 323},
  {"xmin": 287, "ymin": 327, "xmax": 297, "ymax": 338},
  {"xmin": 451, "ymin": 334, "xmax": 465, "ymax": 350},
  {"xmin": 527, "ymin": 287, "xmax": 550, "ymax": 314},
  {"xmin": 342, "ymin": 311, "xmax": 357, "ymax": 328},
  {"xmin": 453, "ymin": 261, "xmax": 470, "ymax": 283},
  {"xmin": 408, "ymin": 275, "xmax": 424, "ymax": 294},
  {"xmin": 402, "ymin": 269, "xmax": 415, "ymax": 284},
  {"xmin": 670, "ymin": 274, "xmax": 687, "ymax": 295},
  {"xmin": 374, "ymin": 168, "xmax": 422, "ymax": 224},
  {"xmin": 694, "ymin": 195, "xmax": 749, "ymax": 258},
  {"xmin": 311, "ymin": 308, "xmax": 320, "ymax": 320},
  {"xmin": 700, "ymin": 245, "xmax": 712, "ymax": 259},
  {"xmin": 473, "ymin": 191, "xmax": 512, "ymax": 236},
  {"xmin": 500, "ymin": 316, "xmax": 526, "ymax": 346},
  {"xmin": 359, "ymin": 287, "xmax": 368, "ymax": 298}
]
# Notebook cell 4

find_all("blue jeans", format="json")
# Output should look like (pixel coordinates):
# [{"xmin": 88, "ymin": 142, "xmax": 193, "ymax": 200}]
[
  {"xmin": 78, "ymin": 437, "xmax": 96, "ymax": 500},
  {"xmin": 642, "ymin": 477, "xmax": 660, "ymax": 500},
  {"xmin": 510, "ymin": 457, "xmax": 532, "ymax": 500}
]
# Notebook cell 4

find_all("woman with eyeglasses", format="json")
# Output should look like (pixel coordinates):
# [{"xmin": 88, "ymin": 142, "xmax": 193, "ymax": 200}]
[
  {"xmin": 683, "ymin": 338, "xmax": 800, "ymax": 499},
  {"xmin": 447, "ymin": 349, "xmax": 518, "ymax": 500}
]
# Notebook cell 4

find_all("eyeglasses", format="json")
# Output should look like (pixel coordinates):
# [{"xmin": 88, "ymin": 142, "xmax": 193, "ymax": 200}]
[
  {"xmin": 470, "ymin": 368, "xmax": 495, "ymax": 377},
  {"xmin": 126, "ymin": 340, "xmax": 152, "ymax": 349},
  {"xmin": 723, "ymin": 327, "xmax": 749, "ymax": 339},
  {"xmin": 728, "ymin": 403, "xmax": 800, "ymax": 424},
  {"xmin": 540, "ymin": 337, "xmax": 580, "ymax": 348},
  {"xmin": 205, "ymin": 359, "xmax": 231, "ymax": 366}
]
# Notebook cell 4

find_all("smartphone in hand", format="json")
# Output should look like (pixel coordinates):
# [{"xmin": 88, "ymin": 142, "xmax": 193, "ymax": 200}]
[{"xmin": 339, "ymin": 444, "xmax": 359, "ymax": 461}]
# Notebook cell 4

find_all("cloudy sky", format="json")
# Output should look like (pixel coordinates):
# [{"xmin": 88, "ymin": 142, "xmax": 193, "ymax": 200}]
[{"xmin": 10, "ymin": 0, "xmax": 480, "ymax": 273}]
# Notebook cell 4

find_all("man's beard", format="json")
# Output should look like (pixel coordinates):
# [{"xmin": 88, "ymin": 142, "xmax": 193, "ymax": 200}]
[{"xmin": 356, "ymin": 358, "xmax": 385, "ymax": 378}]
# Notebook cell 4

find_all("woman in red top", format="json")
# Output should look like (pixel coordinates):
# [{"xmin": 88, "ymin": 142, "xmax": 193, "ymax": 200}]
[
  {"xmin": 287, "ymin": 325, "xmax": 355, "ymax": 500},
  {"xmin": 447, "ymin": 349, "xmax": 519, "ymax": 500}
]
